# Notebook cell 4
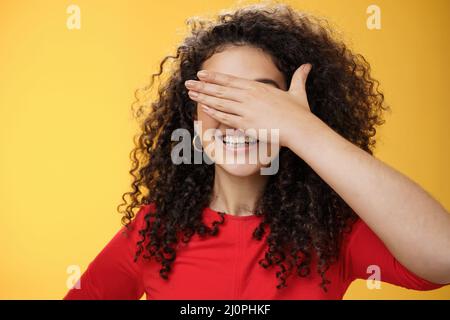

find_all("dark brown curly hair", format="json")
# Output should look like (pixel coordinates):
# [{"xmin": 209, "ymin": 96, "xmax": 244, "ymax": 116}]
[{"xmin": 117, "ymin": 2, "xmax": 389, "ymax": 291}]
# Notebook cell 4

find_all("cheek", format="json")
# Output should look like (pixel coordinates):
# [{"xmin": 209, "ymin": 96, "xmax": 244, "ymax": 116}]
[
  {"xmin": 197, "ymin": 104, "xmax": 220, "ymax": 131},
  {"xmin": 196, "ymin": 104, "xmax": 221, "ymax": 152}
]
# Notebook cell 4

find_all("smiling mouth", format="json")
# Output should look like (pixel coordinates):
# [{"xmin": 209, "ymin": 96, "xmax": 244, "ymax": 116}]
[{"xmin": 220, "ymin": 134, "xmax": 259, "ymax": 148}]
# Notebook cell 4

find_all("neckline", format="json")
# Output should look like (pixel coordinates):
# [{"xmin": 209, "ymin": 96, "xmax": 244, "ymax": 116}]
[{"xmin": 204, "ymin": 206, "xmax": 262, "ymax": 221}]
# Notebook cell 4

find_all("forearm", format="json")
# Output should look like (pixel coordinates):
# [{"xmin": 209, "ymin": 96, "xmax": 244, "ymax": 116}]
[{"xmin": 285, "ymin": 113, "xmax": 450, "ymax": 284}]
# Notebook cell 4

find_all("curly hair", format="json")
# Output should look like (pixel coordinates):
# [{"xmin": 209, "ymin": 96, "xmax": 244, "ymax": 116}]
[{"xmin": 117, "ymin": 2, "xmax": 389, "ymax": 291}]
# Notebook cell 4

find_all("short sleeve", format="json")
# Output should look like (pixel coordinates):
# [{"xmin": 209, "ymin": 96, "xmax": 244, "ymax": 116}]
[
  {"xmin": 342, "ymin": 218, "xmax": 446, "ymax": 291},
  {"xmin": 64, "ymin": 204, "xmax": 154, "ymax": 300}
]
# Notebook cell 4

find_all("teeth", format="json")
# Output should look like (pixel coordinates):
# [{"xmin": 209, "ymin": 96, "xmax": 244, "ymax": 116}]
[{"xmin": 222, "ymin": 135, "xmax": 258, "ymax": 145}]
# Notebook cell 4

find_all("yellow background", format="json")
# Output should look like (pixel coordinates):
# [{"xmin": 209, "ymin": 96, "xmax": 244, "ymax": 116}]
[{"xmin": 0, "ymin": 0, "xmax": 449, "ymax": 299}]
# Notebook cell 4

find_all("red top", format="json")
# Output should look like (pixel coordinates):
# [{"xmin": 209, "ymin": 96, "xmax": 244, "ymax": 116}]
[{"xmin": 64, "ymin": 203, "xmax": 445, "ymax": 300}]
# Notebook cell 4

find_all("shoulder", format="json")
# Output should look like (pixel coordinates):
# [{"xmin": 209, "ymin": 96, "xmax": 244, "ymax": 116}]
[
  {"xmin": 135, "ymin": 202, "xmax": 157, "ymax": 221},
  {"xmin": 340, "ymin": 217, "xmax": 369, "ymax": 254},
  {"xmin": 121, "ymin": 202, "xmax": 157, "ymax": 238},
  {"xmin": 134, "ymin": 202, "xmax": 156, "ymax": 222}
]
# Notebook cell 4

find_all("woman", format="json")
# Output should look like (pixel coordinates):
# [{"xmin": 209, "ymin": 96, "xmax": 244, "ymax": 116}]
[{"xmin": 64, "ymin": 3, "xmax": 450, "ymax": 299}]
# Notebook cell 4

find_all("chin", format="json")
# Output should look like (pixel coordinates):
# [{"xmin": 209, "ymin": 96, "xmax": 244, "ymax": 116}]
[
  {"xmin": 202, "ymin": 133, "xmax": 280, "ymax": 177},
  {"xmin": 217, "ymin": 163, "xmax": 263, "ymax": 177}
]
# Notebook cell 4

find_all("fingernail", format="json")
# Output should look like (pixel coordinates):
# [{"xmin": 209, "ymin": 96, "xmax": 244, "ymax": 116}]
[
  {"xmin": 305, "ymin": 63, "xmax": 312, "ymax": 72},
  {"xmin": 202, "ymin": 105, "xmax": 211, "ymax": 113},
  {"xmin": 197, "ymin": 70, "xmax": 208, "ymax": 78},
  {"xmin": 189, "ymin": 90, "xmax": 198, "ymax": 98},
  {"xmin": 185, "ymin": 80, "xmax": 196, "ymax": 87}
]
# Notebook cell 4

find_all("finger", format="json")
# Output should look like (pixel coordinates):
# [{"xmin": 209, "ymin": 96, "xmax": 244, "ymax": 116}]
[
  {"xmin": 201, "ymin": 105, "xmax": 243, "ymax": 127},
  {"xmin": 196, "ymin": 70, "xmax": 255, "ymax": 90},
  {"xmin": 188, "ymin": 90, "xmax": 242, "ymax": 115},
  {"xmin": 185, "ymin": 80, "xmax": 245, "ymax": 102},
  {"xmin": 289, "ymin": 63, "xmax": 312, "ymax": 98}
]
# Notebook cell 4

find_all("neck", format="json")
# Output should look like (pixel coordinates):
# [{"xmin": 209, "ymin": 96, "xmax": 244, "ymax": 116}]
[{"xmin": 209, "ymin": 165, "xmax": 269, "ymax": 216}]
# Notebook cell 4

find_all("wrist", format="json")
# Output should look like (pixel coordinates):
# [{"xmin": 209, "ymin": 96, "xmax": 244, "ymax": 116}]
[{"xmin": 282, "ymin": 112, "xmax": 325, "ymax": 149}]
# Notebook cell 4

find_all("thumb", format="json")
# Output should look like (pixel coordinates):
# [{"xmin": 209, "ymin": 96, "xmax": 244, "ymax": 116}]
[{"xmin": 288, "ymin": 63, "xmax": 312, "ymax": 99}]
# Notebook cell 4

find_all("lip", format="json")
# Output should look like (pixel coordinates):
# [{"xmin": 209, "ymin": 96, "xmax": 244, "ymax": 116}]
[{"xmin": 215, "ymin": 132, "xmax": 258, "ymax": 153}]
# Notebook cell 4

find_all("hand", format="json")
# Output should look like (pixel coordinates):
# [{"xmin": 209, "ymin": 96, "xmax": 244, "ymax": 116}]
[{"xmin": 184, "ymin": 63, "xmax": 315, "ymax": 146}]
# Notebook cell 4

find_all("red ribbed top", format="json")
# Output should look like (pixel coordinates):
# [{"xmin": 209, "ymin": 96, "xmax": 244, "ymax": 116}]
[{"xmin": 64, "ymin": 203, "xmax": 444, "ymax": 299}]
